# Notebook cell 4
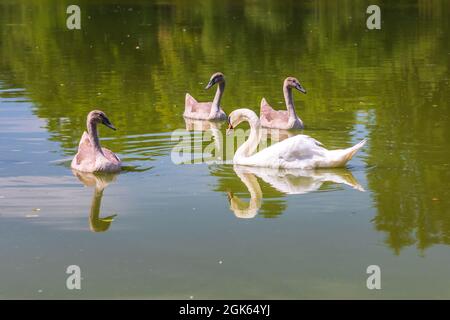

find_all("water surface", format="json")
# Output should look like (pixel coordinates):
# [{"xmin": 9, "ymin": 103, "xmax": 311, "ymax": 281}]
[{"xmin": 0, "ymin": 0, "xmax": 449, "ymax": 299}]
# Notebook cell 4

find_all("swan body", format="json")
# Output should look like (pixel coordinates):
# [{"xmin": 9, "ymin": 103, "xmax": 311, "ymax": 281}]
[
  {"xmin": 184, "ymin": 72, "xmax": 227, "ymax": 121},
  {"xmin": 260, "ymin": 77, "xmax": 306, "ymax": 130},
  {"xmin": 228, "ymin": 109, "xmax": 366, "ymax": 169},
  {"xmin": 71, "ymin": 110, "xmax": 121, "ymax": 173},
  {"xmin": 261, "ymin": 127, "xmax": 296, "ymax": 142}
]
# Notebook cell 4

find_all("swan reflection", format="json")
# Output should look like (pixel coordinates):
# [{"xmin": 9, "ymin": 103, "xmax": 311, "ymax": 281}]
[
  {"xmin": 184, "ymin": 117, "xmax": 224, "ymax": 132},
  {"xmin": 72, "ymin": 170, "xmax": 119, "ymax": 232},
  {"xmin": 227, "ymin": 167, "xmax": 262, "ymax": 219},
  {"xmin": 228, "ymin": 165, "xmax": 364, "ymax": 218},
  {"xmin": 184, "ymin": 117, "xmax": 224, "ymax": 161}
]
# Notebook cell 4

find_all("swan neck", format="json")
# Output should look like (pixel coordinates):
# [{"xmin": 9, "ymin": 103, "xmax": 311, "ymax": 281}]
[
  {"xmin": 87, "ymin": 119, "xmax": 104, "ymax": 155},
  {"xmin": 234, "ymin": 115, "xmax": 262, "ymax": 160},
  {"xmin": 211, "ymin": 81, "xmax": 225, "ymax": 115},
  {"xmin": 283, "ymin": 85, "xmax": 297, "ymax": 118}
]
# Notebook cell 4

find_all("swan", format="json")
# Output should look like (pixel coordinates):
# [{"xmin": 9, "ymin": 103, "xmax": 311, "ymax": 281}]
[
  {"xmin": 184, "ymin": 72, "xmax": 227, "ymax": 121},
  {"xmin": 72, "ymin": 170, "xmax": 118, "ymax": 232},
  {"xmin": 260, "ymin": 77, "xmax": 306, "ymax": 130},
  {"xmin": 227, "ymin": 108, "xmax": 366, "ymax": 169},
  {"xmin": 71, "ymin": 110, "xmax": 121, "ymax": 173}
]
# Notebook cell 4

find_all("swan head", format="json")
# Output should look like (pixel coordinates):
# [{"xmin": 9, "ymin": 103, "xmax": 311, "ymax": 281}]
[
  {"xmin": 205, "ymin": 72, "xmax": 225, "ymax": 89},
  {"xmin": 284, "ymin": 77, "xmax": 306, "ymax": 94},
  {"xmin": 88, "ymin": 110, "xmax": 117, "ymax": 130},
  {"xmin": 226, "ymin": 108, "xmax": 260, "ymax": 135}
]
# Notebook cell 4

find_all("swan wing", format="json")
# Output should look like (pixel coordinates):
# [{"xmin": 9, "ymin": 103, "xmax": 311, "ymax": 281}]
[
  {"xmin": 260, "ymin": 99, "xmax": 289, "ymax": 123},
  {"xmin": 270, "ymin": 134, "xmax": 326, "ymax": 161},
  {"xmin": 74, "ymin": 132, "xmax": 95, "ymax": 166},
  {"xmin": 185, "ymin": 93, "xmax": 197, "ymax": 109},
  {"xmin": 101, "ymin": 147, "xmax": 121, "ymax": 165},
  {"xmin": 191, "ymin": 102, "xmax": 213, "ymax": 114},
  {"xmin": 243, "ymin": 134, "xmax": 327, "ymax": 168},
  {"xmin": 247, "ymin": 136, "xmax": 366, "ymax": 169},
  {"xmin": 260, "ymin": 98, "xmax": 273, "ymax": 114}
]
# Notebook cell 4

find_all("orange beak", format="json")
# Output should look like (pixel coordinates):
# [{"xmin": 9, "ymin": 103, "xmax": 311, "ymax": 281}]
[{"xmin": 226, "ymin": 122, "xmax": 233, "ymax": 135}]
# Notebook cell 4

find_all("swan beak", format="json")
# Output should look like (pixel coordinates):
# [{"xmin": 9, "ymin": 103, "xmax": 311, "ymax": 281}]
[
  {"xmin": 295, "ymin": 83, "xmax": 307, "ymax": 94},
  {"xmin": 103, "ymin": 121, "xmax": 117, "ymax": 131},
  {"xmin": 226, "ymin": 123, "xmax": 233, "ymax": 135},
  {"xmin": 205, "ymin": 80, "xmax": 214, "ymax": 90}
]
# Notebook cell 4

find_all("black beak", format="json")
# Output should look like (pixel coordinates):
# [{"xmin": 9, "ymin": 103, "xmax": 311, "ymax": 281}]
[
  {"xmin": 295, "ymin": 83, "xmax": 307, "ymax": 94},
  {"xmin": 205, "ymin": 79, "xmax": 215, "ymax": 90},
  {"xmin": 103, "ymin": 118, "xmax": 117, "ymax": 131}
]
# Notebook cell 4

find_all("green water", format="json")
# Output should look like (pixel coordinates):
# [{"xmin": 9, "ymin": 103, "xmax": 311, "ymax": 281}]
[{"xmin": 0, "ymin": 0, "xmax": 449, "ymax": 299}]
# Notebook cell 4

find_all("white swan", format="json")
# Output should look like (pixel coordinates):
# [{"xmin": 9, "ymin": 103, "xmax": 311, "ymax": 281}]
[{"xmin": 227, "ymin": 109, "xmax": 366, "ymax": 169}]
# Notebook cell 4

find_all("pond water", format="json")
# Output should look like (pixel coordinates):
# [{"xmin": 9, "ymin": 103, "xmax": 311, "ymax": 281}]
[{"xmin": 0, "ymin": 0, "xmax": 449, "ymax": 299}]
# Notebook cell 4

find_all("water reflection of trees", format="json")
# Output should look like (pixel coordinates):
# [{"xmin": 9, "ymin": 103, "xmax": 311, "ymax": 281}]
[{"xmin": 0, "ymin": 0, "xmax": 449, "ymax": 252}]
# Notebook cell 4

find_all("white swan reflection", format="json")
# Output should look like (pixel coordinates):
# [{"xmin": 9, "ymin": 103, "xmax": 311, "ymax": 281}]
[
  {"xmin": 228, "ymin": 165, "xmax": 364, "ymax": 218},
  {"xmin": 72, "ymin": 170, "xmax": 119, "ymax": 232}
]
